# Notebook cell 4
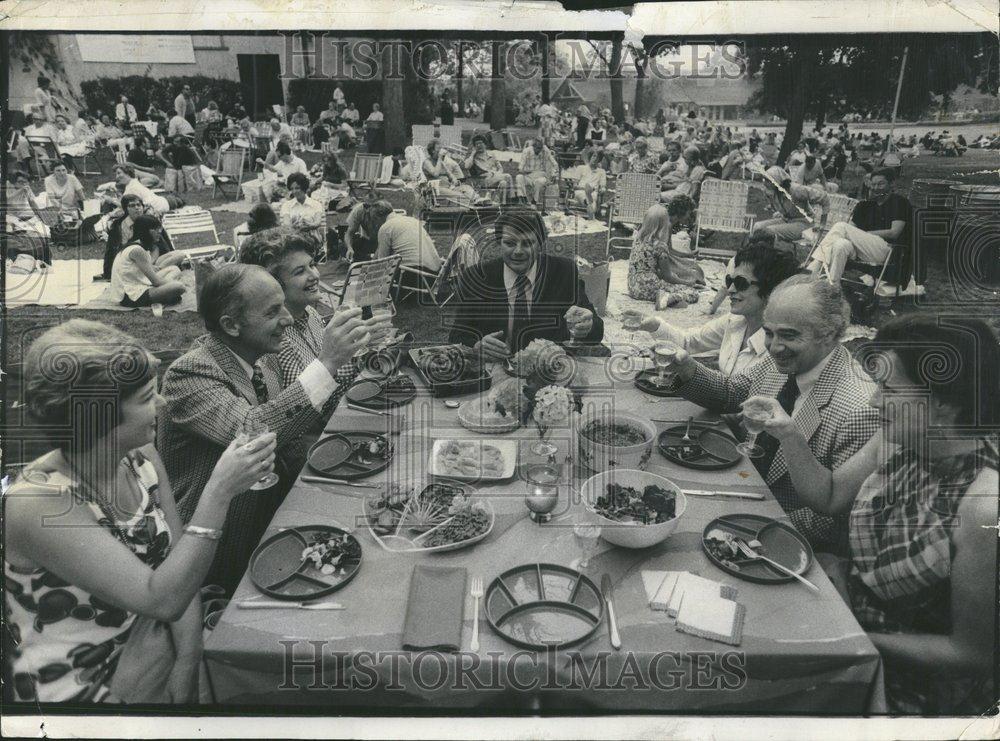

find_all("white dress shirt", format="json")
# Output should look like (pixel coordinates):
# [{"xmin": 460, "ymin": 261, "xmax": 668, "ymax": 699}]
[
  {"xmin": 653, "ymin": 314, "xmax": 768, "ymax": 377},
  {"xmin": 224, "ymin": 345, "xmax": 338, "ymax": 411}
]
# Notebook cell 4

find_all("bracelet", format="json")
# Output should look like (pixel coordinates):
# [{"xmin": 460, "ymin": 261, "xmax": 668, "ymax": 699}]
[{"xmin": 183, "ymin": 524, "xmax": 223, "ymax": 541}]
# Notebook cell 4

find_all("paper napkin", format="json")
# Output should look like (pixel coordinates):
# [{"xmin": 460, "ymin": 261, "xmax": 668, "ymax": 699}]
[{"xmin": 674, "ymin": 591, "xmax": 746, "ymax": 646}]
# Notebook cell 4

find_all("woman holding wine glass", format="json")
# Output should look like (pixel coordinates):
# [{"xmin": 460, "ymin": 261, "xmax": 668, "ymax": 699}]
[{"xmin": 634, "ymin": 243, "xmax": 802, "ymax": 377}]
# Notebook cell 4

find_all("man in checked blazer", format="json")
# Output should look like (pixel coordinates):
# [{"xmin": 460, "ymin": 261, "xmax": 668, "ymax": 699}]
[
  {"xmin": 158, "ymin": 264, "xmax": 370, "ymax": 591},
  {"xmin": 665, "ymin": 274, "xmax": 880, "ymax": 554}
]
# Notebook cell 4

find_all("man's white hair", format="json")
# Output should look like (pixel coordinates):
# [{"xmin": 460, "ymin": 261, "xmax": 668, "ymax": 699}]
[{"xmin": 768, "ymin": 273, "xmax": 850, "ymax": 341}]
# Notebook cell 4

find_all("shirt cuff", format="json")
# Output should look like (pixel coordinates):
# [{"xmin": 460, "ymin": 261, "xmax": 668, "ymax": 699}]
[
  {"xmin": 298, "ymin": 359, "xmax": 340, "ymax": 411},
  {"xmin": 652, "ymin": 321, "xmax": 685, "ymax": 347}
]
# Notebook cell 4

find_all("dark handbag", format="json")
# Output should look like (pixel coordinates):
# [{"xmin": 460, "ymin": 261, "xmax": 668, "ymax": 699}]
[{"xmin": 108, "ymin": 615, "xmax": 176, "ymax": 703}]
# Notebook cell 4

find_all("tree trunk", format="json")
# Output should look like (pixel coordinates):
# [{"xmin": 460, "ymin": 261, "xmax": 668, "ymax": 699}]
[
  {"xmin": 456, "ymin": 42, "xmax": 464, "ymax": 114},
  {"xmin": 778, "ymin": 49, "xmax": 815, "ymax": 165},
  {"xmin": 490, "ymin": 40, "xmax": 507, "ymax": 130},
  {"xmin": 814, "ymin": 96, "xmax": 827, "ymax": 132},
  {"xmin": 610, "ymin": 34, "xmax": 625, "ymax": 124},
  {"xmin": 633, "ymin": 58, "xmax": 648, "ymax": 122},
  {"xmin": 540, "ymin": 36, "xmax": 551, "ymax": 104},
  {"xmin": 382, "ymin": 40, "xmax": 407, "ymax": 153}
]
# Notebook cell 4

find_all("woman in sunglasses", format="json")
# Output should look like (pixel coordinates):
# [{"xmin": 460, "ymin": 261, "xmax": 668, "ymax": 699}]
[{"xmin": 635, "ymin": 243, "xmax": 802, "ymax": 376}]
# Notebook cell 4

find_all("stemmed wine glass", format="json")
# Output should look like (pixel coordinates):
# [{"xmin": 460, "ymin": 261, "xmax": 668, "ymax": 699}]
[
  {"xmin": 563, "ymin": 306, "xmax": 590, "ymax": 351},
  {"xmin": 620, "ymin": 309, "xmax": 643, "ymax": 345},
  {"xmin": 737, "ymin": 397, "xmax": 773, "ymax": 459},
  {"xmin": 650, "ymin": 341, "xmax": 680, "ymax": 388},
  {"xmin": 237, "ymin": 418, "xmax": 279, "ymax": 490}
]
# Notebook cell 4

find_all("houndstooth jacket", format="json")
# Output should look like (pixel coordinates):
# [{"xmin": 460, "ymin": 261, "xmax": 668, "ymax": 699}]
[
  {"xmin": 158, "ymin": 333, "xmax": 352, "ymax": 590},
  {"xmin": 677, "ymin": 345, "xmax": 880, "ymax": 554}
]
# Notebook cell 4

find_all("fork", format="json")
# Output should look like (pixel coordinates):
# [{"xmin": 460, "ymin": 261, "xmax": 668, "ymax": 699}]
[
  {"xmin": 734, "ymin": 539, "xmax": 820, "ymax": 593},
  {"xmin": 682, "ymin": 416, "xmax": 694, "ymax": 442},
  {"xmin": 470, "ymin": 576, "xmax": 484, "ymax": 652}
]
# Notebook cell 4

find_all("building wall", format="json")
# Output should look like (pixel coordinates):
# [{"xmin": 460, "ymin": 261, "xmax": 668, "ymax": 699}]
[{"xmin": 8, "ymin": 33, "xmax": 293, "ymax": 115}]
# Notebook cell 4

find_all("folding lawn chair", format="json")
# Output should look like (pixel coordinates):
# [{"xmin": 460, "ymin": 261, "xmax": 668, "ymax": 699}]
[
  {"xmin": 693, "ymin": 178, "xmax": 755, "ymax": 258},
  {"xmin": 212, "ymin": 147, "xmax": 247, "ymax": 200},
  {"xmin": 161, "ymin": 208, "xmax": 236, "ymax": 262},
  {"xmin": 605, "ymin": 172, "xmax": 660, "ymax": 255}
]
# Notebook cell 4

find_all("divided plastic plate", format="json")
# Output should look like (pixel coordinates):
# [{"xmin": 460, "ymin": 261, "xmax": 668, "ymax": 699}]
[
  {"xmin": 307, "ymin": 432, "xmax": 392, "ymax": 479},
  {"xmin": 249, "ymin": 525, "xmax": 362, "ymax": 600},
  {"xmin": 657, "ymin": 425, "xmax": 742, "ymax": 470},
  {"xmin": 484, "ymin": 564, "xmax": 604, "ymax": 650},
  {"xmin": 634, "ymin": 368, "xmax": 681, "ymax": 397},
  {"xmin": 702, "ymin": 513, "xmax": 815, "ymax": 585},
  {"xmin": 345, "ymin": 375, "xmax": 416, "ymax": 410}
]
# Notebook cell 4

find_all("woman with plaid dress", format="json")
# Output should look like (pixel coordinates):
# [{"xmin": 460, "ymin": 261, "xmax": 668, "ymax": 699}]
[{"xmin": 751, "ymin": 314, "xmax": 999, "ymax": 714}]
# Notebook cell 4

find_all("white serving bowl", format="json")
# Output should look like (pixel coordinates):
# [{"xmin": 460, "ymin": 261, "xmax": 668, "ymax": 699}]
[
  {"xmin": 575, "ymin": 410, "xmax": 657, "ymax": 473},
  {"xmin": 579, "ymin": 469, "xmax": 687, "ymax": 549}
]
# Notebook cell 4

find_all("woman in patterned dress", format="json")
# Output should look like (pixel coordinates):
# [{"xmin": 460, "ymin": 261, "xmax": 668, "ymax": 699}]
[
  {"xmin": 4, "ymin": 320, "xmax": 276, "ymax": 703},
  {"xmin": 749, "ymin": 314, "xmax": 999, "ymax": 714},
  {"xmin": 627, "ymin": 197, "xmax": 703, "ymax": 307}
]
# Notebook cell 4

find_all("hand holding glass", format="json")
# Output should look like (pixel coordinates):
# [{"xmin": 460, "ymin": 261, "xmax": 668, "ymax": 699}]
[
  {"xmin": 236, "ymin": 419, "xmax": 280, "ymax": 490},
  {"xmin": 738, "ymin": 398, "xmax": 774, "ymax": 458},
  {"xmin": 651, "ymin": 341, "xmax": 680, "ymax": 388}
]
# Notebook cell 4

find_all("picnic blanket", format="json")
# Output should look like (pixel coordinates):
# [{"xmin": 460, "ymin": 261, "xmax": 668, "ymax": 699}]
[
  {"xmin": 76, "ymin": 269, "xmax": 198, "ymax": 313},
  {"xmin": 5, "ymin": 259, "xmax": 107, "ymax": 308}
]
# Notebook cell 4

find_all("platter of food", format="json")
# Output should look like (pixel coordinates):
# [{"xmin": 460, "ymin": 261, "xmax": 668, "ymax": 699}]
[
  {"xmin": 657, "ymin": 425, "xmax": 742, "ymax": 471},
  {"xmin": 363, "ymin": 480, "xmax": 495, "ymax": 553},
  {"xmin": 429, "ymin": 439, "xmax": 518, "ymax": 482},
  {"xmin": 484, "ymin": 563, "xmax": 604, "ymax": 650},
  {"xmin": 249, "ymin": 524, "xmax": 362, "ymax": 600},
  {"xmin": 307, "ymin": 432, "xmax": 392, "ymax": 479},
  {"xmin": 409, "ymin": 344, "xmax": 492, "ymax": 397},
  {"xmin": 702, "ymin": 514, "xmax": 814, "ymax": 585},
  {"xmin": 457, "ymin": 395, "xmax": 521, "ymax": 434}
]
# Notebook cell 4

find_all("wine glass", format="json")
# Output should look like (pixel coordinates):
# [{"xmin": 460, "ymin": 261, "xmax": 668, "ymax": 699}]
[
  {"xmin": 237, "ymin": 419, "xmax": 279, "ymax": 490},
  {"xmin": 563, "ymin": 306, "xmax": 589, "ymax": 351},
  {"xmin": 650, "ymin": 341, "xmax": 680, "ymax": 388},
  {"xmin": 571, "ymin": 521, "xmax": 602, "ymax": 570},
  {"xmin": 523, "ymin": 455, "xmax": 562, "ymax": 523},
  {"xmin": 737, "ymin": 397, "xmax": 773, "ymax": 459},
  {"xmin": 620, "ymin": 309, "xmax": 643, "ymax": 349}
]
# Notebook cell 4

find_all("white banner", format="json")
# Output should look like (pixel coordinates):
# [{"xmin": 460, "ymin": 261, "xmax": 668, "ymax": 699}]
[{"xmin": 75, "ymin": 34, "xmax": 196, "ymax": 64}]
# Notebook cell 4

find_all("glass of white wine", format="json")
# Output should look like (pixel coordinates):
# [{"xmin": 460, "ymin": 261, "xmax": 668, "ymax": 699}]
[
  {"xmin": 738, "ymin": 398, "xmax": 773, "ymax": 459},
  {"xmin": 651, "ymin": 341, "xmax": 680, "ymax": 388},
  {"xmin": 571, "ymin": 521, "xmax": 602, "ymax": 570},
  {"xmin": 237, "ymin": 418, "xmax": 279, "ymax": 490}
]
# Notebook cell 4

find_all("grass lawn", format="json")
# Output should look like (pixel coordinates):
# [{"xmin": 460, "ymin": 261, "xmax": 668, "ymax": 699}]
[{"xmin": 6, "ymin": 148, "xmax": 999, "ymax": 368}]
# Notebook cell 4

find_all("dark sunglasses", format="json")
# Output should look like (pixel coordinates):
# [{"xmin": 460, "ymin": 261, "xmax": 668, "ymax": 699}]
[{"xmin": 725, "ymin": 275, "xmax": 758, "ymax": 292}]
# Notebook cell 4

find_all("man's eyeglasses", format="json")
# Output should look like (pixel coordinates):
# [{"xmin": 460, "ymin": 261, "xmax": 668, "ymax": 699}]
[{"xmin": 725, "ymin": 275, "xmax": 758, "ymax": 292}]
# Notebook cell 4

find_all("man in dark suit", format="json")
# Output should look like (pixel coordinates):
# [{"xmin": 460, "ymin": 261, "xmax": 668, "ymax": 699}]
[
  {"xmin": 448, "ymin": 209, "xmax": 604, "ymax": 359},
  {"xmin": 158, "ymin": 264, "xmax": 370, "ymax": 591}
]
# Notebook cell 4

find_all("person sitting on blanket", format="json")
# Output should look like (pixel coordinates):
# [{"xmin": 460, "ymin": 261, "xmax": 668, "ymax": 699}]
[
  {"xmin": 114, "ymin": 164, "xmax": 179, "ymax": 216},
  {"xmin": 234, "ymin": 202, "xmax": 280, "ymax": 251},
  {"xmin": 753, "ymin": 313, "xmax": 998, "ymax": 715},
  {"xmin": 157, "ymin": 263, "xmax": 372, "ymax": 591},
  {"xmin": 279, "ymin": 172, "xmax": 325, "ymax": 250},
  {"xmin": 658, "ymin": 274, "xmax": 880, "ymax": 554},
  {"xmin": 635, "ymin": 242, "xmax": 802, "ymax": 376},
  {"xmin": 109, "ymin": 214, "xmax": 188, "ymax": 308},
  {"xmin": 751, "ymin": 166, "xmax": 829, "ymax": 252},
  {"xmin": 157, "ymin": 134, "xmax": 204, "ymax": 193},
  {"xmin": 44, "ymin": 161, "xmax": 86, "ymax": 212},
  {"xmin": 4, "ymin": 319, "xmax": 277, "ymax": 703},
  {"xmin": 6, "ymin": 169, "xmax": 52, "ymax": 241},
  {"xmin": 627, "ymin": 197, "xmax": 704, "ymax": 309},
  {"xmin": 257, "ymin": 141, "xmax": 308, "ymax": 201},
  {"xmin": 100, "ymin": 194, "xmax": 176, "ymax": 281},
  {"xmin": 422, "ymin": 139, "xmax": 476, "ymax": 203},
  {"xmin": 806, "ymin": 169, "xmax": 909, "ymax": 284}
]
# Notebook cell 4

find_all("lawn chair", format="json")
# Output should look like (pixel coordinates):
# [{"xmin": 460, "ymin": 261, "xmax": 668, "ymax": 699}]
[
  {"xmin": 250, "ymin": 135, "xmax": 272, "ymax": 170},
  {"xmin": 799, "ymin": 194, "xmax": 859, "ymax": 265},
  {"xmin": 161, "ymin": 208, "xmax": 236, "ymax": 262},
  {"xmin": 36, "ymin": 206, "xmax": 84, "ymax": 249},
  {"xmin": 348, "ymin": 153, "xmax": 386, "ymax": 198},
  {"xmin": 427, "ymin": 233, "xmax": 481, "ymax": 307},
  {"xmin": 212, "ymin": 147, "xmax": 247, "ymax": 200},
  {"xmin": 693, "ymin": 178, "xmax": 755, "ymax": 258},
  {"xmin": 25, "ymin": 136, "xmax": 60, "ymax": 177},
  {"xmin": 606, "ymin": 172, "xmax": 660, "ymax": 255}
]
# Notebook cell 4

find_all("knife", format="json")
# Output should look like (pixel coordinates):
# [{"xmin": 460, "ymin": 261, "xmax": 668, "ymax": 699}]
[
  {"xmin": 683, "ymin": 489, "xmax": 766, "ymax": 500},
  {"xmin": 600, "ymin": 574, "xmax": 622, "ymax": 650},
  {"xmin": 346, "ymin": 403, "xmax": 391, "ymax": 416},
  {"xmin": 235, "ymin": 601, "xmax": 345, "ymax": 610},
  {"xmin": 301, "ymin": 476, "xmax": 380, "ymax": 489}
]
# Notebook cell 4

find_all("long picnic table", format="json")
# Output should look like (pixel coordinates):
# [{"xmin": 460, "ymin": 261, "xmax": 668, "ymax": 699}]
[{"xmin": 204, "ymin": 356, "xmax": 884, "ymax": 712}]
